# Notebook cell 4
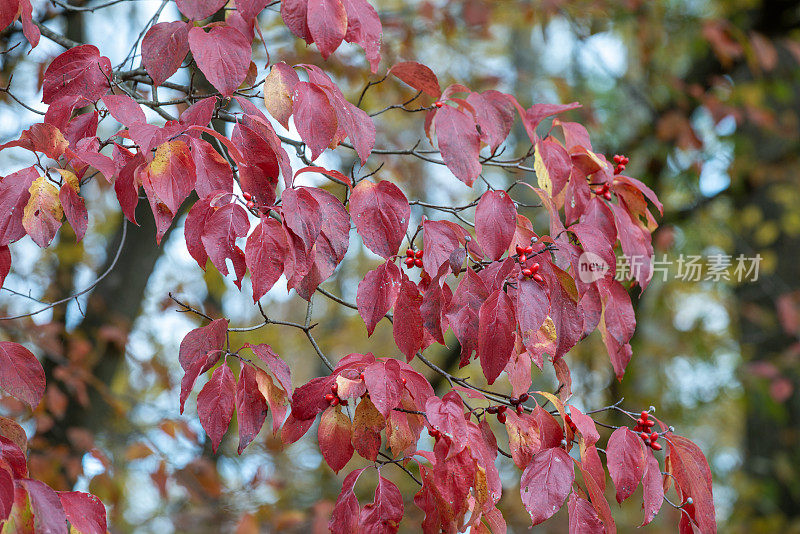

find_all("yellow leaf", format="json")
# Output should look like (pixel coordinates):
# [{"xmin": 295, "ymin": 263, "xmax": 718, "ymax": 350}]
[
  {"xmin": 22, "ymin": 177, "xmax": 62, "ymax": 247},
  {"xmin": 534, "ymin": 141, "xmax": 552, "ymax": 196}
]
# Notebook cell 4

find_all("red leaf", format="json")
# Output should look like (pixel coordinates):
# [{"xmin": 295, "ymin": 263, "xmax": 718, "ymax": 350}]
[
  {"xmin": 0, "ymin": 246, "xmax": 9, "ymax": 289},
  {"xmin": 281, "ymin": 0, "xmax": 312, "ymax": 42},
  {"xmin": 0, "ymin": 467, "xmax": 11, "ymax": 522},
  {"xmin": 520, "ymin": 447, "xmax": 575, "ymax": 525},
  {"xmin": 421, "ymin": 219, "xmax": 468, "ymax": 275},
  {"xmin": 188, "ymin": 138, "xmax": 234, "ymax": 199},
  {"xmin": 598, "ymin": 278, "xmax": 636, "ymax": 380},
  {"xmin": 42, "ymin": 45, "xmax": 112, "ymax": 104},
  {"xmin": 357, "ymin": 260, "xmax": 402, "ymax": 336},
  {"xmin": 292, "ymin": 81, "xmax": 338, "ymax": 160},
  {"xmin": 466, "ymin": 90, "xmax": 514, "ymax": 153},
  {"xmin": 505, "ymin": 411, "xmax": 541, "ymax": 469},
  {"xmin": 389, "ymin": 61, "xmax": 441, "ymax": 98},
  {"xmin": 188, "ymin": 25, "xmax": 252, "ymax": 97},
  {"xmin": 516, "ymin": 277, "xmax": 548, "ymax": 352},
  {"xmin": 434, "ymin": 105, "xmax": 482, "ymax": 186},
  {"xmin": 478, "ymin": 289, "xmax": 515, "ymax": 384},
  {"xmin": 291, "ymin": 375, "xmax": 337, "ymax": 420},
  {"xmin": 58, "ymin": 491, "xmax": 107, "ymax": 534},
  {"xmin": 606, "ymin": 427, "xmax": 646, "ymax": 504},
  {"xmin": 184, "ymin": 196, "xmax": 213, "ymax": 269},
  {"xmin": 176, "ymin": 0, "xmax": 226, "ymax": 20},
  {"xmin": 0, "ymin": 342, "xmax": 45, "ymax": 408},
  {"xmin": 281, "ymin": 187, "xmax": 322, "ymax": 252},
  {"xmin": 236, "ymin": 364, "xmax": 268, "ymax": 454},
  {"xmin": 141, "ymin": 21, "xmax": 191, "ymax": 87},
  {"xmin": 0, "ymin": 123, "xmax": 69, "ymax": 160},
  {"xmin": 141, "ymin": 140, "xmax": 196, "ymax": 243},
  {"xmin": 641, "ymin": 449, "xmax": 664, "ymax": 526},
  {"xmin": 393, "ymin": 278, "xmax": 425, "ymax": 361},
  {"xmin": 0, "ymin": 436, "xmax": 27, "ymax": 478},
  {"xmin": 245, "ymin": 217, "xmax": 287, "ymax": 301},
  {"xmin": 330, "ymin": 468, "xmax": 367, "ymax": 533},
  {"xmin": 280, "ymin": 412, "xmax": 315, "ymax": 444},
  {"xmin": 352, "ymin": 396, "xmax": 384, "ymax": 461},
  {"xmin": 17, "ymin": 479, "xmax": 67, "ymax": 533},
  {"xmin": 197, "ymin": 364, "xmax": 236, "ymax": 453},
  {"xmin": 231, "ymin": 122, "xmax": 279, "ymax": 207},
  {"xmin": 445, "ymin": 269, "xmax": 488, "ymax": 364},
  {"xmin": 350, "ymin": 180, "xmax": 410, "ymax": 259},
  {"xmin": 307, "ymin": 0, "xmax": 347, "ymax": 59},
  {"xmin": 245, "ymin": 343, "xmax": 292, "ymax": 395},
  {"xmin": 534, "ymin": 404, "xmax": 564, "ymax": 450},
  {"xmin": 359, "ymin": 475, "xmax": 404, "ymax": 533},
  {"xmin": 567, "ymin": 407, "xmax": 599, "ymax": 447},
  {"xmin": 475, "ymin": 190, "xmax": 516, "ymax": 261},
  {"xmin": 568, "ymin": 492, "xmax": 604, "ymax": 534},
  {"xmin": 537, "ymin": 137, "xmax": 572, "ymax": 196},
  {"xmin": 666, "ymin": 434, "xmax": 716, "ymax": 534},
  {"xmin": 58, "ymin": 171, "xmax": 87, "ymax": 242},
  {"xmin": 341, "ymin": 0, "xmax": 382, "ymax": 73},
  {"xmin": 201, "ymin": 202, "xmax": 249, "ymax": 288},
  {"xmin": 363, "ymin": 359, "xmax": 403, "ymax": 417},
  {"xmin": 318, "ymin": 405, "xmax": 354, "ymax": 473},
  {"xmin": 178, "ymin": 318, "xmax": 228, "ymax": 413}
]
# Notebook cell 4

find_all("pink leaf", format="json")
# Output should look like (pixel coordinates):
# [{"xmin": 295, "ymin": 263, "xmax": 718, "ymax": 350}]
[
  {"xmin": 102, "ymin": 94, "xmax": 146, "ymax": 127},
  {"xmin": 292, "ymin": 81, "xmax": 339, "ymax": 160},
  {"xmin": 330, "ymin": 468, "xmax": 367, "ymax": 533},
  {"xmin": 200, "ymin": 203, "xmax": 249, "ymax": 288},
  {"xmin": 606, "ymin": 427, "xmax": 646, "ymax": 504},
  {"xmin": 141, "ymin": 21, "xmax": 191, "ymax": 87},
  {"xmin": 478, "ymin": 289, "xmax": 515, "ymax": 384},
  {"xmin": 58, "ymin": 491, "xmax": 107, "ymax": 534},
  {"xmin": 434, "ymin": 105, "xmax": 482, "ymax": 186},
  {"xmin": 359, "ymin": 475, "xmax": 404, "ymax": 533},
  {"xmin": 363, "ymin": 359, "xmax": 403, "ymax": 417},
  {"xmin": 567, "ymin": 492, "xmax": 604, "ymax": 534},
  {"xmin": 393, "ymin": 278, "xmax": 425, "ymax": 361},
  {"xmin": 178, "ymin": 319, "xmax": 228, "ymax": 413},
  {"xmin": 349, "ymin": 180, "xmax": 410, "ymax": 259},
  {"xmin": 520, "ymin": 447, "xmax": 575, "ymax": 525},
  {"xmin": 0, "ymin": 342, "xmax": 45, "ymax": 408},
  {"xmin": 467, "ymin": 90, "xmax": 514, "ymax": 152},
  {"xmin": 356, "ymin": 260, "xmax": 402, "ymax": 336},
  {"xmin": 235, "ymin": 364, "xmax": 268, "ymax": 454},
  {"xmin": 176, "ymin": 0, "xmax": 226, "ymax": 20},
  {"xmin": 307, "ymin": 0, "xmax": 348, "ymax": 59},
  {"xmin": 188, "ymin": 25, "xmax": 252, "ymax": 97},
  {"xmin": 281, "ymin": 0, "xmax": 312, "ymax": 43},
  {"xmin": 245, "ymin": 217, "xmax": 288, "ymax": 301},
  {"xmin": 341, "ymin": 0, "xmax": 382, "ymax": 72},
  {"xmin": 475, "ymin": 190, "xmax": 516, "ymax": 261},
  {"xmin": 197, "ymin": 364, "xmax": 236, "ymax": 453}
]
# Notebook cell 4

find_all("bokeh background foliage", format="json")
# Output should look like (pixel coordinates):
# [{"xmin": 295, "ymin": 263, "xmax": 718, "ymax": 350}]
[{"xmin": 2, "ymin": 0, "xmax": 800, "ymax": 532}]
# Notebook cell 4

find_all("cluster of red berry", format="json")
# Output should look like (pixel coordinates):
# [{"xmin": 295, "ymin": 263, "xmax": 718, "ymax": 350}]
[
  {"xmin": 324, "ymin": 382, "xmax": 348, "ymax": 407},
  {"xmin": 486, "ymin": 393, "xmax": 529, "ymax": 423},
  {"xmin": 634, "ymin": 411, "xmax": 662, "ymax": 451},
  {"xmin": 612, "ymin": 154, "xmax": 629, "ymax": 175},
  {"xmin": 515, "ymin": 245, "xmax": 543, "ymax": 282},
  {"xmin": 243, "ymin": 191, "xmax": 256, "ymax": 209},
  {"xmin": 404, "ymin": 248, "xmax": 423, "ymax": 269},
  {"xmin": 434, "ymin": 101, "xmax": 444, "ymax": 108},
  {"xmin": 593, "ymin": 182, "xmax": 613, "ymax": 200}
]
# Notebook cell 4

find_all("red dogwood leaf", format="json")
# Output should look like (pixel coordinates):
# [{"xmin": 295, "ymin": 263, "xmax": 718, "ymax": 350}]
[
  {"xmin": 58, "ymin": 491, "xmax": 107, "ymax": 534},
  {"xmin": 17, "ymin": 480, "xmax": 67, "ymax": 533},
  {"xmin": 352, "ymin": 397, "xmax": 384, "ymax": 461},
  {"xmin": 666, "ymin": 434, "xmax": 716, "ymax": 534},
  {"xmin": 393, "ymin": 278, "xmax": 425, "ymax": 361},
  {"xmin": 606, "ymin": 427, "xmax": 646, "ymax": 504},
  {"xmin": 342, "ymin": 0, "xmax": 382, "ymax": 72},
  {"xmin": 197, "ymin": 364, "xmax": 236, "ymax": 453},
  {"xmin": 318, "ymin": 405, "xmax": 354, "ymax": 473},
  {"xmin": 292, "ymin": 81, "xmax": 339, "ymax": 160},
  {"xmin": 359, "ymin": 475, "xmax": 404, "ymax": 532},
  {"xmin": 179, "ymin": 319, "xmax": 228, "ymax": 413},
  {"xmin": 330, "ymin": 468, "xmax": 367, "ymax": 533},
  {"xmin": 42, "ymin": 45, "xmax": 112, "ymax": 104},
  {"xmin": 0, "ymin": 246, "xmax": 9, "ymax": 289},
  {"xmin": 307, "ymin": 0, "xmax": 348, "ymax": 59},
  {"xmin": 389, "ymin": 61, "xmax": 441, "ymax": 98},
  {"xmin": 568, "ymin": 407, "xmax": 600, "ymax": 447},
  {"xmin": 141, "ymin": 21, "xmax": 191, "ymax": 87},
  {"xmin": 568, "ymin": 491, "xmax": 604, "ymax": 534},
  {"xmin": 245, "ymin": 217, "xmax": 288, "ymax": 301},
  {"xmin": 641, "ymin": 448, "xmax": 664, "ymax": 526},
  {"xmin": 357, "ymin": 260, "xmax": 402, "ymax": 336},
  {"xmin": 475, "ymin": 190, "xmax": 516, "ymax": 261},
  {"xmin": 281, "ymin": 187, "xmax": 322, "ymax": 252},
  {"xmin": 176, "ymin": 0, "xmax": 226, "ymax": 20},
  {"xmin": 188, "ymin": 25, "xmax": 252, "ymax": 97},
  {"xmin": 235, "ymin": 364, "xmax": 268, "ymax": 454},
  {"xmin": 466, "ymin": 90, "xmax": 514, "ymax": 153},
  {"xmin": 0, "ymin": 342, "xmax": 45, "ymax": 408},
  {"xmin": 434, "ymin": 105, "xmax": 482, "ymax": 186},
  {"xmin": 22, "ymin": 176, "xmax": 62, "ymax": 248},
  {"xmin": 520, "ymin": 447, "xmax": 575, "ymax": 525},
  {"xmin": 478, "ymin": 289, "xmax": 515, "ymax": 384},
  {"xmin": 0, "ymin": 123, "xmax": 69, "ymax": 160},
  {"xmin": 201, "ymin": 202, "xmax": 249, "ymax": 288},
  {"xmin": 350, "ymin": 180, "xmax": 410, "ymax": 259},
  {"xmin": 363, "ymin": 359, "xmax": 403, "ymax": 417},
  {"xmin": 141, "ymin": 140, "xmax": 196, "ymax": 243}
]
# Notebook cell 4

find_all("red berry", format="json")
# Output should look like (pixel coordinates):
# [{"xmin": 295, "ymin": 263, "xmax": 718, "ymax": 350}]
[
  {"xmin": 405, "ymin": 257, "xmax": 415, "ymax": 268},
  {"xmin": 522, "ymin": 268, "xmax": 532, "ymax": 277},
  {"xmin": 651, "ymin": 442, "xmax": 662, "ymax": 451},
  {"xmin": 645, "ymin": 420, "xmax": 655, "ymax": 427},
  {"xmin": 532, "ymin": 273, "xmax": 544, "ymax": 283},
  {"xmin": 414, "ymin": 258, "xmax": 423, "ymax": 268},
  {"xmin": 359, "ymin": 373, "xmax": 365, "ymax": 381},
  {"xmin": 641, "ymin": 411, "xmax": 649, "ymax": 420},
  {"xmin": 497, "ymin": 405, "xmax": 507, "ymax": 414},
  {"xmin": 429, "ymin": 428, "xmax": 440, "ymax": 438},
  {"xmin": 637, "ymin": 418, "xmax": 646, "ymax": 427},
  {"xmin": 243, "ymin": 191, "xmax": 252, "ymax": 201},
  {"xmin": 613, "ymin": 155, "xmax": 622, "ymax": 164},
  {"xmin": 401, "ymin": 377, "xmax": 407, "ymax": 384},
  {"xmin": 325, "ymin": 393, "xmax": 335, "ymax": 402},
  {"xmin": 331, "ymin": 383, "xmax": 338, "ymax": 393},
  {"xmin": 516, "ymin": 405, "xmax": 524, "ymax": 415},
  {"xmin": 434, "ymin": 101, "xmax": 444, "ymax": 108},
  {"xmin": 497, "ymin": 412, "xmax": 507, "ymax": 424},
  {"xmin": 519, "ymin": 254, "xmax": 527, "ymax": 263},
  {"xmin": 623, "ymin": 156, "xmax": 629, "ymax": 165},
  {"xmin": 603, "ymin": 191, "xmax": 612, "ymax": 200},
  {"xmin": 519, "ymin": 393, "xmax": 529, "ymax": 403},
  {"xmin": 640, "ymin": 432, "xmax": 649, "ymax": 441},
  {"xmin": 406, "ymin": 248, "xmax": 415, "ymax": 257},
  {"xmin": 594, "ymin": 187, "xmax": 604, "ymax": 195},
  {"xmin": 246, "ymin": 201, "xmax": 255, "ymax": 208},
  {"xmin": 515, "ymin": 245, "xmax": 523, "ymax": 255},
  {"xmin": 530, "ymin": 262, "xmax": 540, "ymax": 273},
  {"xmin": 524, "ymin": 246, "xmax": 533, "ymax": 254},
  {"xmin": 340, "ymin": 399, "xmax": 348, "ymax": 406},
  {"xmin": 650, "ymin": 432, "xmax": 659, "ymax": 441},
  {"xmin": 509, "ymin": 396, "xmax": 519, "ymax": 405},
  {"xmin": 415, "ymin": 249, "xmax": 423, "ymax": 259},
  {"xmin": 486, "ymin": 406, "xmax": 498, "ymax": 414}
]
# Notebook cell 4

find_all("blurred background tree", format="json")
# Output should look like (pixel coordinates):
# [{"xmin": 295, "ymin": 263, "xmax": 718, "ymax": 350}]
[{"xmin": 1, "ymin": 0, "xmax": 799, "ymax": 532}]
